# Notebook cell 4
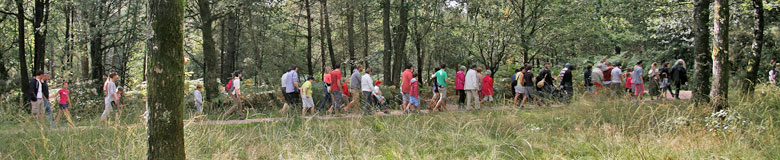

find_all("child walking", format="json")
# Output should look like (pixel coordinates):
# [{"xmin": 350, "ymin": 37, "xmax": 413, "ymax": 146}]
[
  {"xmin": 193, "ymin": 85, "xmax": 204, "ymax": 115},
  {"xmin": 405, "ymin": 73, "xmax": 420, "ymax": 113},
  {"xmin": 54, "ymin": 82, "xmax": 74, "ymax": 126},
  {"xmin": 301, "ymin": 77, "xmax": 315, "ymax": 116}
]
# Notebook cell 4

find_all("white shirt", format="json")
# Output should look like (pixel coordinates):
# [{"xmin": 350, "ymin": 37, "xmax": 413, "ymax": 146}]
[
  {"xmin": 361, "ymin": 74, "xmax": 374, "ymax": 92},
  {"xmin": 36, "ymin": 78, "xmax": 43, "ymax": 99},
  {"xmin": 464, "ymin": 69, "xmax": 479, "ymax": 90},
  {"xmin": 611, "ymin": 68, "xmax": 623, "ymax": 83},
  {"xmin": 281, "ymin": 72, "xmax": 289, "ymax": 88},
  {"xmin": 193, "ymin": 90, "xmax": 203, "ymax": 104},
  {"xmin": 232, "ymin": 78, "xmax": 241, "ymax": 95}
]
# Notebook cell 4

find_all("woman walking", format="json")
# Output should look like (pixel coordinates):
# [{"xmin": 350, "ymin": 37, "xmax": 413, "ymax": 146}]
[{"xmin": 647, "ymin": 62, "xmax": 661, "ymax": 100}]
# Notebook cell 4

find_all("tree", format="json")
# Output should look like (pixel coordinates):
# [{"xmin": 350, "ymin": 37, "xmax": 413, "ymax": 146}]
[
  {"xmin": 33, "ymin": 0, "xmax": 50, "ymax": 73},
  {"xmin": 305, "ymin": 0, "xmax": 314, "ymax": 75},
  {"xmin": 15, "ymin": 0, "xmax": 30, "ymax": 100},
  {"xmin": 147, "ymin": 0, "xmax": 186, "ymax": 159},
  {"xmin": 197, "ymin": 0, "xmax": 219, "ymax": 101},
  {"xmin": 710, "ymin": 0, "xmax": 729, "ymax": 112},
  {"xmin": 322, "ymin": 0, "xmax": 336, "ymax": 68},
  {"xmin": 392, "ymin": 0, "xmax": 410, "ymax": 85},
  {"xmin": 692, "ymin": 0, "xmax": 712, "ymax": 106},
  {"xmin": 220, "ymin": 11, "xmax": 239, "ymax": 83},
  {"xmin": 382, "ymin": 0, "xmax": 393, "ymax": 85},
  {"xmin": 742, "ymin": 0, "xmax": 764, "ymax": 94},
  {"xmin": 346, "ymin": 0, "xmax": 356, "ymax": 70}
]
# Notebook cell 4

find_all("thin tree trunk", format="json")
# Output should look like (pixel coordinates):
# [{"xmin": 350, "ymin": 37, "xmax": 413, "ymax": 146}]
[
  {"xmin": 198, "ymin": 0, "xmax": 219, "ymax": 101},
  {"xmin": 382, "ymin": 0, "xmax": 393, "ymax": 85},
  {"xmin": 362, "ymin": 2, "xmax": 370, "ymax": 68},
  {"xmin": 692, "ymin": 0, "xmax": 712, "ymax": 106},
  {"xmin": 346, "ymin": 1, "xmax": 356, "ymax": 70},
  {"xmin": 392, "ymin": 0, "xmax": 409, "ymax": 85},
  {"xmin": 742, "ymin": 0, "xmax": 764, "ymax": 94},
  {"xmin": 16, "ymin": 0, "xmax": 30, "ymax": 100},
  {"xmin": 148, "ymin": 0, "xmax": 186, "ymax": 158},
  {"xmin": 319, "ymin": 0, "xmax": 328, "ymax": 70},
  {"xmin": 33, "ymin": 0, "xmax": 49, "ymax": 72},
  {"xmin": 710, "ymin": 0, "xmax": 730, "ymax": 112},
  {"xmin": 305, "ymin": 0, "xmax": 314, "ymax": 75},
  {"xmin": 323, "ymin": 0, "xmax": 336, "ymax": 68}
]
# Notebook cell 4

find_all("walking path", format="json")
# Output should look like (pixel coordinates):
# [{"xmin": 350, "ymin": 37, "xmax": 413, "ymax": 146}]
[{"xmin": 1, "ymin": 91, "xmax": 693, "ymax": 134}]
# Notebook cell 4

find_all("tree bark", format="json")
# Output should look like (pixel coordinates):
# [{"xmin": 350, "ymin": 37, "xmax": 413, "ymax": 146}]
[
  {"xmin": 362, "ymin": 1, "xmax": 370, "ymax": 68},
  {"xmin": 220, "ymin": 12, "xmax": 238, "ymax": 83},
  {"xmin": 382, "ymin": 0, "xmax": 393, "ymax": 85},
  {"xmin": 16, "ymin": 0, "xmax": 30, "ymax": 100},
  {"xmin": 322, "ymin": 0, "xmax": 336, "ymax": 68},
  {"xmin": 147, "ymin": 0, "xmax": 186, "ymax": 159},
  {"xmin": 33, "ymin": 0, "xmax": 49, "ymax": 73},
  {"xmin": 305, "ymin": 0, "xmax": 314, "ymax": 75},
  {"xmin": 392, "ymin": 0, "xmax": 410, "ymax": 85},
  {"xmin": 692, "ymin": 0, "xmax": 712, "ymax": 106},
  {"xmin": 710, "ymin": 0, "xmax": 729, "ymax": 112},
  {"xmin": 89, "ymin": 1, "xmax": 107, "ymax": 88},
  {"xmin": 319, "ymin": 0, "xmax": 328, "ymax": 71},
  {"xmin": 198, "ymin": 0, "xmax": 219, "ymax": 102},
  {"xmin": 346, "ymin": 1, "xmax": 356, "ymax": 70},
  {"xmin": 742, "ymin": 0, "xmax": 764, "ymax": 94}
]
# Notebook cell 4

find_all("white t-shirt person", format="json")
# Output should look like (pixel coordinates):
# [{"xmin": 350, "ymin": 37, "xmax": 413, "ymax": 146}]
[
  {"xmin": 232, "ymin": 77, "xmax": 241, "ymax": 95},
  {"xmin": 611, "ymin": 67, "xmax": 623, "ymax": 84}
]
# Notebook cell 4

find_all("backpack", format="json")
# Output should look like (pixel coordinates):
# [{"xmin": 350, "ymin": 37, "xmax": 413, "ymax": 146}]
[{"xmin": 225, "ymin": 79, "xmax": 234, "ymax": 92}]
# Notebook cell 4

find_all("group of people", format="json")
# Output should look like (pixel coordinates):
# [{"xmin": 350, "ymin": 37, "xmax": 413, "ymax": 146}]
[
  {"xmin": 511, "ymin": 62, "xmax": 575, "ymax": 108},
  {"xmin": 585, "ymin": 58, "xmax": 689, "ymax": 100},
  {"xmin": 27, "ymin": 71, "xmax": 74, "ymax": 126}
]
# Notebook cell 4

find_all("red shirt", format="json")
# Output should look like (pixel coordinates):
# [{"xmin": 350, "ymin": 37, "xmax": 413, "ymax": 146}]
[
  {"xmin": 323, "ymin": 73, "xmax": 332, "ymax": 84},
  {"xmin": 603, "ymin": 68, "xmax": 613, "ymax": 83},
  {"xmin": 480, "ymin": 75, "xmax": 494, "ymax": 95},
  {"xmin": 410, "ymin": 78, "xmax": 419, "ymax": 97},
  {"xmin": 455, "ymin": 71, "xmax": 465, "ymax": 90},
  {"xmin": 58, "ymin": 89, "xmax": 70, "ymax": 104},
  {"xmin": 331, "ymin": 69, "xmax": 342, "ymax": 91},
  {"xmin": 342, "ymin": 83, "xmax": 350, "ymax": 96},
  {"xmin": 401, "ymin": 69, "xmax": 412, "ymax": 93}
]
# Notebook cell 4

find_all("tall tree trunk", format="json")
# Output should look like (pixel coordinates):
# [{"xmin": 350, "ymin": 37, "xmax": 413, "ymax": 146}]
[
  {"xmin": 346, "ymin": 1, "xmax": 356, "ymax": 70},
  {"xmin": 362, "ymin": 2, "xmax": 370, "ymax": 68},
  {"xmin": 319, "ymin": 0, "xmax": 328, "ymax": 70},
  {"xmin": 220, "ymin": 12, "xmax": 238, "ymax": 83},
  {"xmin": 16, "ymin": 0, "xmax": 30, "ymax": 100},
  {"xmin": 148, "ymin": 0, "xmax": 186, "ymax": 159},
  {"xmin": 692, "ymin": 0, "xmax": 712, "ymax": 106},
  {"xmin": 322, "ymin": 0, "xmax": 336, "ymax": 68},
  {"xmin": 33, "ymin": 0, "xmax": 49, "ymax": 72},
  {"xmin": 198, "ymin": 0, "xmax": 219, "ymax": 101},
  {"xmin": 64, "ymin": 1, "xmax": 73, "ymax": 79},
  {"xmin": 305, "ymin": 0, "xmax": 314, "ymax": 75},
  {"xmin": 710, "ymin": 0, "xmax": 730, "ymax": 112},
  {"xmin": 392, "ymin": 0, "xmax": 410, "ymax": 85},
  {"xmin": 89, "ymin": 2, "xmax": 106, "ymax": 89},
  {"xmin": 742, "ymin": 0, "xmax": 764, "ymax": 94},
  {"xmin": 382, "ymin": 0, "xmax": 393, "ymax": 85}
]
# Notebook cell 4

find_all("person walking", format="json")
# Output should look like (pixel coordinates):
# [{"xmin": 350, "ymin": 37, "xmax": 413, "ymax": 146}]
[
  {"xmin": 455, "ymin": 66, "xmax": 466, "ymax": 110},
  {"xmin": 401, "ymin": 65, "xmax": 414, "ymax": 113},
  {"xmin": 632, "ymin": 61, "xmax": 645, "ymax": 100},
  {"xmin": 373, "ymin": 81, "xmax": 389, "ymax": 113},
  {"xmin": 464, "ymin": 65, "xmax": 481, "ymax": 110},
  {"xmin": 405, "ymin": 73, "xmax": 421, "ymax": 113},
  {"xmin": 514, "ymin": 67, "xmax": 527, "ymax": 105},
  {"xmin": 222, "ymin": 71, "xmax": 244, "ymax": 117},
  {"xmin": 318, "ymin": 67, "xmax": 333, "ymax": 113},
  {"xmin": 584, "ymin": 65, "xmax": 594, "ymax": 94},
  {"xmin": 480, "ymin": 70, "xmax": 494, "ymax": 104},
  {"xmin": 301, "ymin": 76, "xmax": 315, "ymax": 116},
  {"xmin": 659, "ymin": 62, "xmax": 673, "ymax": 99},
  {"xmin": 647, "ymin": 62, "xmax": 661, "ymax": 100},
  {"xmin": 100, "ymin": 73, "xmax": 121, "ymax": 125},
  {"xmin": 41, "ymin": 72, "xmax": 54, "ymax": 125},
  {"xmin": 428, "ymin": 67, "xmax": 439, "ymax": 110},
  {"xmin": 670, "ymin": 59, "xmax": 688, "ymax": 99},
  {"xmin": 281, "ymin": 66, "xmax": 300, "ymax": 114},
  {"xmin": 193, "ymin": 85, "xmax": 204, "ymax": 115},
  {"xmin": 770, "ymin": 59, "xmax": 777, "ymax": 85},
  {"xmin": 591, "ymin": 64, "xmax": 604, "ymax": 95},
  {"xmin": 360, "ymin": 68, "xmax": 375, "ymax": 115},
  {"xmin": 345, "ymin": 65, "xmax": 363, "ymax": 112},
  {"xmin": 561, "ymin": 65, "xmax": 574, "ymax": 103},
  {"xmin": 53, "ymin": 82, "xmax": 74, "ymax": 126},
  {"xmin": 433, "ymin": 65, "xmax": 449, "ymax": 112},
  {"xmin": 329, "ymin": 64, "xmax": 344, "ymax": 115},
  {"xmin": 521, "ymin": 66, "xmax": 538, "ymax": 107},
  {"xmin": 28, "ymin": 71, "xmax": 45, "ymax": 123},
  {"xmin": 602, "ymin": 62, "xmax": 613, "ymax": 94},
  {"xmin": 610, "ymin": 63, "xmax": 624, "ymax": 95}
]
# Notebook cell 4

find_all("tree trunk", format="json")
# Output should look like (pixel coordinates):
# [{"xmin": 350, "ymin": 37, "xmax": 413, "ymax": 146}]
[
  {"xmin": 15, "ymin": 0, "xmax": 30, "ymax": 100},
  {"xmin": 392, "ymin": 0, "xmax": 409, "ymax": 85},
  {"xmin": 305, "ymin": 0, "xmax": 314, "ymax": 75},
  {"xmin": 692, "ymin": 0, "xmax": 712, "ymax": 106},
  {"xmin": 322, "ymin": 0, "xmax": 336, "ymax": 68},
  {"xmin": 742, "ymin": 0, "xmax": 764, "ymax": 94},
  {"xmin": 64, "ymin": 1, "xmax": 73, "ymax": 79},
  {"xmin": 319, "ymin": 0, "xmax": 328, "ymax": 71},
  {"xmin": 198, "ymin": 0, "xmax": 219, "ymax": 102},
  {"xmin": 362, "ymin": 2, "xmax": 370, "ymax": 68},
  {"xmin": 33, "ymin": 0, "xmax": 49, "ymax": 73},
  {"xmin": 148, "ymin": 0, "xmax": 186, "ymax": 159},
  {"xmin": 346, "ymin": 1, "xmax": 356, "ymax": 70},
  {"xmin": 382, "ymin": 0, "xmax": 393, "ymax": 85},
  {"xmin": 220, "ymin": 12, "xmax": 238, "ymax": 83},
  {"xmin": 710, "ymin": 0, "xmax": 729, "ymax": 112},
  {"xmin": 89, "ymin": 3, "xmax": 106, "ymax": 88}
]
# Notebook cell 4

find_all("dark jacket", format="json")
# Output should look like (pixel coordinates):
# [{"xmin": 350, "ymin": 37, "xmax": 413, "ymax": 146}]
[
  {"xmin": 42, "ymin": 81, "xmax": 49, "ymax": 99},
  {"xmin": 28, "ymin": 79, "xmax": 40, "ymax": 102},
  {"xmin": 562, "ymin": 71, "xmax": 573, "ymax": 87},
  {"xmin": 584, "ymin": 70, "xmax": 593, "ymax": 86},
  {"xmin": 671, "ymin": 65, "xmax": 688, "ymax": 84}
]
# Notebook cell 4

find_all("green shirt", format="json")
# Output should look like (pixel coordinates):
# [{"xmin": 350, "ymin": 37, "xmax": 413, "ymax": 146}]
[
  {"xmin": 436, "ymin": 70, "xmax": 448, "ymax": 88},
  {"xmin": 301, "ymin": 81, "xmax": 313, "ymax": 96}
]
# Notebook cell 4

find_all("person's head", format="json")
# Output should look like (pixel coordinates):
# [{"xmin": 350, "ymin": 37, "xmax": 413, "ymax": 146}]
[
  {"xmin": 771, "ymin": 59, "xmax": 777, "ymax": 65},
  {"xmin": 567, "ymin": 65, "xmax": 574, "ymax": 71},
  {"xmin": 440, "ymin": 64, "xmax": 446, "ymax": 70},
  {"xmin": 358, "ymin": 65, "xmax": 364, "ymax": 71},
  {"xmin": 521, "ymin": 67, "xmax": 527, "ymax": 72},
  {"xmin": 234, "ymin": 70, "xmax": 242, "ymax": 78},
  {"xmin": 375, "ymin": 80, "xmax": 383, "ymax": 86},
  {"xmin": 587, "ymin": 64, "xmax": 593, "ymax": 70},
  {"xmin": 62, "ymin": 82, "xmax": 69, "ymax": 89},
  {"xmin": 290, "ymin": 65, "xmax": 298, "ymax": 72},
  {"xmin": 117, "ymin": 87, "xmax": 124, "ymax": 94},
  {"xmin": 325, "ymin": 67, "xmax": 332, "ymax": 72},
  {"xmin": 470, "ymin": 64, "xmax": 477, "ymax": 69},
  {"xmin": 636, "ymin": 61, "xmax": 643, "ymax": 66},
  {"xmin": 544, "ymin": 62, "xmax": 551, "ymax": 69},
  {"xmin": 675, "ymin": 59, "xmax": 686, "ymax": 68},
  {"xmin": 307, "ymin": 76, "xmax": 314, "ymax": 81},
  {"xmin": 406, "ymin": 64, "xmax": 414, "ymax": 70},
  {"xmin": 334, "ymin": 63, "xmax": 341, "ymax": 69},
  {"xmin": 484, "ymin": 70, "xmax": 492, "ymax": 75},
  {"xmin": 460, "ymin": 66, "xmax": 467, "ymax": 71},
  {"xmin": 601, "ymin": 57, "xmax": 607, "ymax": 63},
  {"xmin": 43, "ymin": 72, "xmax": 51, "ymax": 80},
  {"xmin": 109, "ymin": 73, "xmax": 119, "ymax": 81},
  {"xmin": 652, "ymin": 62, "xmax": 658, "ymax": 68},
  {"xmin": 34, "ymin": 70, "xmax": 44, "ymax": 79},
  {"xmin": 365, "ymin": 68, "xmax": 372, "ymax": 74},
  {"xmin": 615, "ymin": 62, "xmax": 622, "ymax": 68},
  {"xmin": 412, "ymin": 73, "xmax": 418, "ymax": 79},
  {"xmin": 515, "ymin": 69, "xmax": 521, "ymax": 73},
  {"xmin": 525, "ymin": 66, "xmax": 533, "ymax": 72},
  {"xmin": 196, "ymin": 84, "xmax": 203, "ymax": 91},
  {"xmin": 476, "ymin": 67, "xmax": 482, "ymax": 73},
  {"xmin": 434, "ymin": 67, "xmax": 440, "ymax": 72}
]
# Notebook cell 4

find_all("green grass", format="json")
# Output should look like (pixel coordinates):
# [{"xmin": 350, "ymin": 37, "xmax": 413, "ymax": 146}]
[{"xmin": 1, "ymin": 86, "xmax": 779, "ymax": 159}]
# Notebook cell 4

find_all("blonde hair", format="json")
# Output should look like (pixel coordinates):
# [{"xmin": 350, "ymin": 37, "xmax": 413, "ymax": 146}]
[{"xmin": 675, "ymin": 59, "xmax": 686, "ymax": 69}]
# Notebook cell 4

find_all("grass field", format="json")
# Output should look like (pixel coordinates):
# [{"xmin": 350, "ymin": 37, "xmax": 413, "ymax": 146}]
[{"xmin": 1, "ymin": 86, "xmax": 779, "ymax": 159}]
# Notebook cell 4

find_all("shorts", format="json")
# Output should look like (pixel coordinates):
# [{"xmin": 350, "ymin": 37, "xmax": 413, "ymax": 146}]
[
  {"xmin": 633, "ymin": 83, "xmax": 645, "ymax": 95},
  {"xmin": 331, "ymin": 90, "xmax": 343, "ymax": 110},
  {"xmin": 524, "ymin": 86, "xmax": 536, "ymax": 97},
  {"xmin": 283, "ymin": 92, "xmax": 296, "ymax": 105},
  {"xmin": 350, "ymin": 89, "xmax": 361, "ymax": 102},
  {"xmin": 59, "ymin": 104, "xmax": 68, "ymax": 109},
  {"xmin": 403, "ymin": 93, "xmax": 410, "ymax": 102},
  {"xmin": 438, "ymin": 89, "xmax": 447, "ymax": 102},
  {"xmin": 31, "ymin": 99, "xmax": 44, "ymax": 114},
  {"xmin": 514, "ymin": 86, "xmax": 525, "ymax": 94},
  {"xmin": 301, "ymin": 96, "xmax": 314, "ymax": 108},
  {"xmin": 409, "ymin": 96, "xmax": 420, "ymax": 106},
  {"xmin": 433, "ymin": 85, "xmax": 439, "ymax": 93}
]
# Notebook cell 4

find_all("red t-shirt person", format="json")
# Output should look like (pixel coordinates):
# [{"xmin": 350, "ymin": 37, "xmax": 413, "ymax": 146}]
[
  {"xmin": 401, "ymin": 69, "xmax": 413, "ymax": 94},
  {"xmin": 331, "ymin": 69, "xmax": 342, "ymax": 91}
]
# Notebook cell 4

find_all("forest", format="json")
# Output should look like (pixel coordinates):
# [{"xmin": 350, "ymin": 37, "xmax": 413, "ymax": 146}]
[{"xmin": 1, "ymin": 0, "xmax": 780, "ymax": 159}]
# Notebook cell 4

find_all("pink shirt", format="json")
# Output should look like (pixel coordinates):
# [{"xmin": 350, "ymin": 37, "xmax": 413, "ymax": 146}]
[
  {"xmin": 323, "ymin": 73, "xmax": 332, "ymax": 84},
  {"xmin": 401, "ymin": 69, "xmax": 412, "ymax": 93},
  {"xmin": 455, "ymin": 71, "xmax": 465, "ymax": 90},
  {"xmin": 480, "ymin": 75, "xmax": 494, "ymax": 95},
  {"xmin": 58, "ymin": 89, "xmax": 69, "ymax": 104}
]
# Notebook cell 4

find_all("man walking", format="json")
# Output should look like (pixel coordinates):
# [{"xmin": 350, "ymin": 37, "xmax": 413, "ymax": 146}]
[
  {"xmin": 29, "ymin": 71, "xmax": 45, "ymax": 123},
  {"xmin": 361, "ymin": 68, "xmax": 375, "ymax": 115},
  {"xmin": 222, "ymin": 71, "xmax": 244, "ymax": 117},
  {"xmin": 100, "ymin": 73, "xmax": 121, "ymax": 125},
  {"xmin": 464, "ymin": 65, "xmax": 480, "ymax": 109},
  {"xmin": 281, "ymin": 66, "xmax": 300, "ymax": 114},
  {"xmin": 329, "ymin": 64, "xmax": 344, "ymax": 115},
  {"xmin": 401, "ymin": 65, "xmax": 414, "ymax": 112},
  {"xmin": 345, "ymin": 65, "xmax": 363, "ymax": 112},
  {"xmin": 433, "ymin": 65, "xmax": 448, "ymax": 112}
]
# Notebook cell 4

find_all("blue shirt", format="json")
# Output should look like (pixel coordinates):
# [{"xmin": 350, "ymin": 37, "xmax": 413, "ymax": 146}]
[{"xmin": 285, "ymin": 71, "xmax": 298, "ymax": 93}]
